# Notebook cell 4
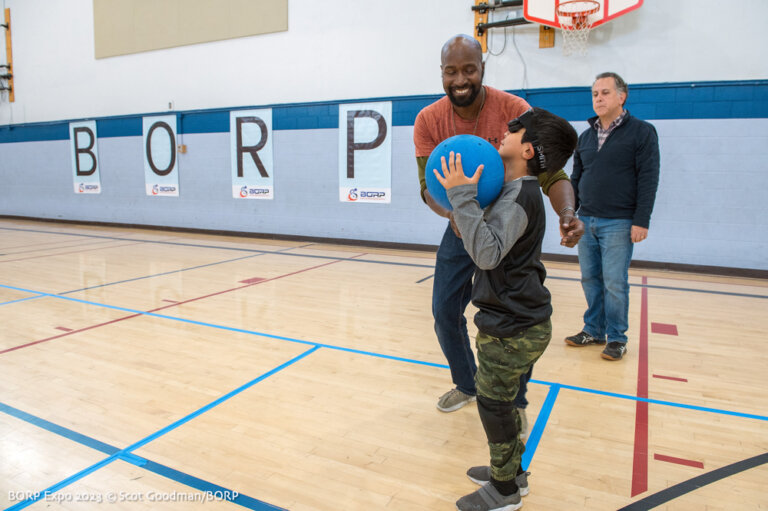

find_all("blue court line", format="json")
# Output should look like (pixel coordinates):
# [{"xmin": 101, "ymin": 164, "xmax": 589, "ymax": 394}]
[
  {"xmin": 4, "ymin": 280, "xmax": 764, "ymax": 423},
  {"xmin": 0, "ymin": 401, "xmax": 279, "ymax": 509},
  {"xmin": 530, "ymin": 379, "xmax": 768, "ymax": 422},
  {"xmin": 0, "ymin": 282, "xmax": 449, "ymax": 369},
  {"xmin": 0, "ymin": 294, "xmax": 45, "ymax": 307},
  {"xmin": 3, "ymin": 347, "xmax": 318, "ymax": 510},
  {"xmin": 415, "ymin": 274, "xmax": 433, "ymax": 284},
  {"xmin": 521, "ymin": 383, "xmax": 561, "ymax": 471}
]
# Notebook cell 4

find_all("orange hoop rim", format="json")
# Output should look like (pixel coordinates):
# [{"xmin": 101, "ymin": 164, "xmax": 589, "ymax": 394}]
[{"xmin": 557, "ymin": 0, "xmax": 600, "ymax": 23}]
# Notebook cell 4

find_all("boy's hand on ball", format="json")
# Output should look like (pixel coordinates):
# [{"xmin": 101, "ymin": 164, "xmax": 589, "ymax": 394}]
[{"xmin": 433, "ymin": 151, "xmax": 483, "ymax": 189}]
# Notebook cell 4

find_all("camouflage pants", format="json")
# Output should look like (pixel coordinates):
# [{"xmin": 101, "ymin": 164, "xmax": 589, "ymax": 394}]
[{"xmin": 475, "ymin": 319, "xmax": 552, "ymax": 482}]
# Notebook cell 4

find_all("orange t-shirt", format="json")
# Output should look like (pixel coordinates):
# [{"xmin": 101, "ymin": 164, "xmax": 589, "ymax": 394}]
[{"xmin": 413, "ymin": 86, "xmax": 531, "ymax": 157}]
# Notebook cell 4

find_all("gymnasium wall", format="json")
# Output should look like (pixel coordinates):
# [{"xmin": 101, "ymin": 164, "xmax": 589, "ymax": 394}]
[{"xmin": 1, "ymin": 0, "xmax": 767, "ymax": 272}]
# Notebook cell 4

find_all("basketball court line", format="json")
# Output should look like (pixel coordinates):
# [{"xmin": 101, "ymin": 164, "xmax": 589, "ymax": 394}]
[
  {"xmin": 0, "ymin": 238, "xmax": 118, "ymax": 256},
  {"xmin": 0, "ymin": 401, "xmax": 283, "ymax": 510},
  {"xmin": 0, "ymin": 241, "xmax": 144, "ymax": 264},
  {"xmin": 0, "ymin": 242, "xmax": 306, "ymax": 309},
  {"xmin": 0, "ymin": 255, "xmax": 360, "ymax": 355},
  {"xmin": 617, "ymin": 452, "xmax": 768, "ymax": 511},
  {"xmin": 632, "ymin": 277, "xmax": 650, "ymax": 496},
  {"xmin": 59, "ymin": 248, "xmax": 292, "ymax": 295},
  {"xmin": 521, "ymin": 383, "xmax": 561, "ymax": 471},
  {"xmin": 3, "ymin": 346, "xmax": 320, "ymax": 511},
  {"xmin": 0, "ymin": 294, "xmax": 43, "ymax": 306},
  {"xmin": 2, "ymin": 285, "xmax": 766, "ymax": 509},
  {"xmin": 2, "ymin": 225, "xmax": 767, "ymax": 299},
  {"xmin": 653, "ymin": 454, "xmax": 704, "ymax": 469},
  {"xmin": 2, "ymin": 279, "xmax": 766, "ymax": 424},
  {"xmin": 3, "ymin": 226, "xmax": 766, "ymax": 506}
]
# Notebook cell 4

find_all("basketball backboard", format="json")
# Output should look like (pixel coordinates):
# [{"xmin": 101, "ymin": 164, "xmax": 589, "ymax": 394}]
[{"xmin": 523, "ymin": 0, "xmax": 643, "ymax": 29}]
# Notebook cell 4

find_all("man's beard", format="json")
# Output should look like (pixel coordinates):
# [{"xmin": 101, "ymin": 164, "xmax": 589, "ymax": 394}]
[{"xmin": 447, "ymin": 80, "xmax": 483, "ymax": 108}]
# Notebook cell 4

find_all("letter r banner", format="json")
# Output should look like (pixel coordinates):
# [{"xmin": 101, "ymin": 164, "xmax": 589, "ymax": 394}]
[{"xmin": 229, "ymin": 108, "xmax": 274, "ymax": 199}]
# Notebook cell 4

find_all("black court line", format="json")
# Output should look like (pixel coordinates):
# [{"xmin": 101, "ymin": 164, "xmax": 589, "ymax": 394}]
[
  {"xmin": 0, "ymin": 402, "xmax": 283, "ymax": 511},
  {"xmin": 0, "ymin": 242, "xmax": 314, "ymax": 302},
  {"xmin": 60, "ymin": 253, "xmax": 265, "ymax": 294},
  {"xmin": 617, "ymin": 452, "xmax": 768, "ymax": 510},
  {"xmin": 2, "ymin": 226, "xmax": 767, "ymax": 300},
  {"xmin": 1, "ymin": 347, "xmax": 321, "ymax": 510},
  {"xmin": 58, "ymin": 241, "xmax": 310, "ymax": 295}
]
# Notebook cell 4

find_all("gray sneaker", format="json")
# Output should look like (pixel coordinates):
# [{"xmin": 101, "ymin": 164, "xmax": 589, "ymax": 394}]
[
  {"xmin": 517, "ymin": 407, "xmax": 528, "ymax": 442},
  {"xmin": 437, "ymin": 388, "xmax": 476, "ymax": 412},
  {"xmin": 466, "ymin": 466, "xmax": 529, "ymax": 497},
  {"xmin": 456, "ymin": 482, "xmax": 522, "ymax": 511}
]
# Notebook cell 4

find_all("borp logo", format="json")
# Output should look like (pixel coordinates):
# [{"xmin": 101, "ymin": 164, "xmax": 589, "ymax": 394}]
[{"xmin": 348, "ymin": 188, "xmax": 359, "ymax": 201}]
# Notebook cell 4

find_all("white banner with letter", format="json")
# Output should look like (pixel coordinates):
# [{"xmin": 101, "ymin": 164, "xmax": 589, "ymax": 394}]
[
  {"xmin": 69, "ymin": 120, "xmax": 102, "ymax": 194},
  {"xmin": 230, "ymin": 109, "xmax": 274, "ymax": 199},
  {"xmin": 143, "ymin": 115, "xmax": 179, "ymax": 197},
  {"xmin": 338, "ymin": 101, "xmax": 391, "ymax": 203}
]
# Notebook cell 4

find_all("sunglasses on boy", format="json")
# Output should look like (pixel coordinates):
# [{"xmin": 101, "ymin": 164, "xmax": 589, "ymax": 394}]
[{"xmin": 507, "ymin": 109, "xmax": 547, "ymax": 173}]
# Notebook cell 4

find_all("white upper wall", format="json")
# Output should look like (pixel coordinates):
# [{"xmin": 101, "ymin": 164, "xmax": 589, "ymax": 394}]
[{"xmin": 1, "ymin": 0, "xmax": 767, "ymax": 124}]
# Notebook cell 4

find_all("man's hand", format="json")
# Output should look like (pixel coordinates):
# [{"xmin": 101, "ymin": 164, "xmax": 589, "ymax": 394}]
[
  {"xmin": 631, "ymin": 225, "xmax": 648, "ymax": 243},
  {"xmin": 433, "ymin": 151, "xmax": 483, "ymax": 190},
  {"xmin": 559, "ymin": 211, "xmax": 584, "ymax": 247}
]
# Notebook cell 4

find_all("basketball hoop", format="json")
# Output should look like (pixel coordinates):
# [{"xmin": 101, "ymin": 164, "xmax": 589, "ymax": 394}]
[{"xmin": 557, "ymin": 0, "xmax": 600, "ymax": 56}]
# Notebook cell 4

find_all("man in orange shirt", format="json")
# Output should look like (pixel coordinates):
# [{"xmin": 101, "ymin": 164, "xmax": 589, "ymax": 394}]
[{"xmin": 414, "ymin": 35, "xmax": 583, "ymax": 423}]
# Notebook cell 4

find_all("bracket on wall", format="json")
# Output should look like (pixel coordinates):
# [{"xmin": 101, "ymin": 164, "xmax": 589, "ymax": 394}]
[
  {"xmin": 1, "ymin": 8, "xmax": 14, "ymax": 102},
  {"xmin": 473, "ymin": 0, "xmax": 531, "ymax": 52}
]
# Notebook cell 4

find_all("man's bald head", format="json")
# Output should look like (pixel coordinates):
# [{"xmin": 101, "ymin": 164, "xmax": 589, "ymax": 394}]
[
  {"xmin": 440, "ymin": 34, "xmax": 485, "ymax": 109},
  {"xmin": 441, "ymin": 34, "xmax": 483, "ymax": 66}
]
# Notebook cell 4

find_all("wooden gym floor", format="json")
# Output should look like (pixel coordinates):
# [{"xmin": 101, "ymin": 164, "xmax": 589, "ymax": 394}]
[{"xmin": 1, "ymin": 218, "xmax": 766, "ymax": 510}]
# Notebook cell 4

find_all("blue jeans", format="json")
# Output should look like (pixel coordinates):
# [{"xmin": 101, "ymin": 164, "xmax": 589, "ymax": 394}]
[
  {"xmin": 433, "ymin": 224, "xmax": 531, "ymax": 406},
  {"xmin": 577, "ymin": 216, "xmax": 634, "ymax": 344}
]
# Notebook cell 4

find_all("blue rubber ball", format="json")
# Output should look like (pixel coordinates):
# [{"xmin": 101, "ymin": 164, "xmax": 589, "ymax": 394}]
[{"xmin": 425, "ymin": 134, "xmax": 505, "ymax": 210}]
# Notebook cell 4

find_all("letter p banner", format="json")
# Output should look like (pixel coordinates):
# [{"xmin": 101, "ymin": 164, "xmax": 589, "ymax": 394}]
[{"xmin": 346, "ymin": 110, "xmax": 387, "ymax": 179}]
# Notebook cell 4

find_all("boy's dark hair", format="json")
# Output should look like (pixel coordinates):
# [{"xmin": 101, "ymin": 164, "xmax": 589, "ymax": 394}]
[{"xmin": 517, "ymin": 107, "xmax": 578, "ymax": 176}]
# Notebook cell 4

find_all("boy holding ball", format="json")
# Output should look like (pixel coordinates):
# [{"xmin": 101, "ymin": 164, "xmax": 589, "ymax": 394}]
[{"xmin": 433, "ymin": 107, "xmax": 577, "ymax": 511}]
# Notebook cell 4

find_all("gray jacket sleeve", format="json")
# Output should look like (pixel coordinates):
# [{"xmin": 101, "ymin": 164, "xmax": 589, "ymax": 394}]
[{"xmin": 446, "ymin": 183, "xmax": 529, "ymax": 270}]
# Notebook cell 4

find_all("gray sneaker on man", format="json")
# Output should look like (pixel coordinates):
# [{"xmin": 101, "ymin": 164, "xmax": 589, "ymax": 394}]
[
  {"xmin": 437, "ymin": 388, "xmax": 476, "ymax": 412},
  {"xmin": 466, "ymin": 466, "xmax": 529, "ymax": 497},
  {"xmin": 456, "ymin": 482, "xmax": 522, "ymax": 511}
]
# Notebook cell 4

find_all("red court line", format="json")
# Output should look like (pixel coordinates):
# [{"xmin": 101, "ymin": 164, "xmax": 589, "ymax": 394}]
[
  {"xmin": 0, "ymin": 242, "xmax": 143, "ymax": 264},
  {"xmin": 651, "ymin": 322, "xmax": 678, "ymax": 336},
  {"xmin": 0, "ymin": 255, "xmax": 363, "ymax": 355},
  {"xmin": 162, "ymin": 299, "xmax": 179, "ymax": 303},
  {"xmin": 239, "ymin": 277, "xmax": 266, "ymax": 284},
  {"xmin": 653, "ymin": 374, "xmax": 688, "ymax": 383},
  {"xmin": 654, "ymin": 453, "xmax": 704, "ymax": 469},
  {"xmin": 631, "ymin": 276, "xmax": 650, "ymax": 497},
  {"xmin": 55, "ymin": 327, "xmax": 73, "ymax": 332}
]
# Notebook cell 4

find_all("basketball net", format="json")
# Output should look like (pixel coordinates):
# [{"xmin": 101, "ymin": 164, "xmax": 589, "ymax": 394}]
[{"xmin": 557, "ymin": 0, "xmax": 600, "ymax": 56}]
